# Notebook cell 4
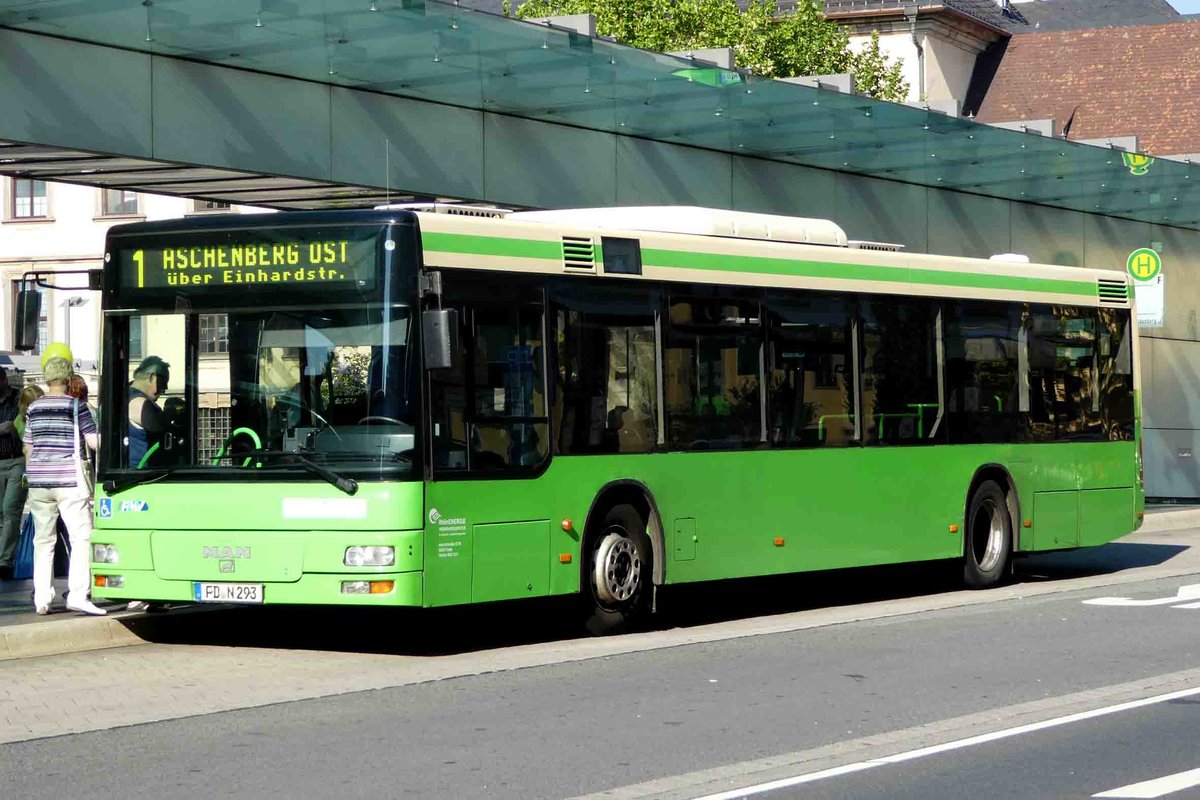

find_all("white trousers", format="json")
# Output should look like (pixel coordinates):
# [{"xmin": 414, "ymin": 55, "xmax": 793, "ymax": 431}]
[{"xmin": 28, "ymin": 485, "xmax": 93, "ymax": 609}]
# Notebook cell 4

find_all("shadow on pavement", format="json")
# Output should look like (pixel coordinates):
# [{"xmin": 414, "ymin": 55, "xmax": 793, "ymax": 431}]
[{"xmin": 116, "ymin": 537, "xmax": 1193, "ymax": 657}]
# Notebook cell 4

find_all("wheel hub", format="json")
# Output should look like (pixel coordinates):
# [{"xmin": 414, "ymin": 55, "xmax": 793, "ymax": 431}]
[{"xmin": 593, "ymin": 531, "xmax": 642, "ymax": 606}]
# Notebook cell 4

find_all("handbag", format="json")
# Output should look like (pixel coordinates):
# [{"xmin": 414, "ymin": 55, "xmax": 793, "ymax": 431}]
[
  {"xmin": 12, "ymin": 512, "xmax": 33, "ymax": 580},
  {"xmin": 73, "ymin": 399, "xmax": 94, "ymax": 496}
]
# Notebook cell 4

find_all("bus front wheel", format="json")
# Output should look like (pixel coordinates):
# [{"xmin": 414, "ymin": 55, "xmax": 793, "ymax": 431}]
[
  {"xmin": 583, "ymin": 503, "xmax": 651, "ymax": 635},
  {"xmin": 963, "ymin": 480, "xmax": 1012, "ymax": 588}
]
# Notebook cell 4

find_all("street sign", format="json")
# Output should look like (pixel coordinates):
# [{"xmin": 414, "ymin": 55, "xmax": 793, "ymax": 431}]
[{"xmin": 1127, "ymin": 247, "xmax": 1164, "ymax": 328}]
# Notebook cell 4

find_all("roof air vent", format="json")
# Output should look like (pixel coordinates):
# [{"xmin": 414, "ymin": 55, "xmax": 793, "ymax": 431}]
[
  {"xmin": 562, "ymin": 236, "xmax": 597, "ymax": 272},
  {"xmin": 1097, "ymin": 278, "xmax": 1130, "ymax": 306},
  {"xmin": 848, "ymin": 240, "xmax": 905, "ymax": 252}
]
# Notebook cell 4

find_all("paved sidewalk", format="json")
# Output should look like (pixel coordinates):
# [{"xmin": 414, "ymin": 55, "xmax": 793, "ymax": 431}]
[{"xmin": 0, "ymin": 577, "xmax": 123, "ymax": 625}]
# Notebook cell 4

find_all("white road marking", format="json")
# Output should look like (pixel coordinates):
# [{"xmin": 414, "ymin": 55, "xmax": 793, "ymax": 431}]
[
  {"xmin": 1083, "ymin": 584, "xmax": 1200, "ymax": 607},
  {"xmin": 690, "ymin": 686, "xmax": 1200, "ymax": 800},
  {"xmin": 1094, "ymin": 767, "xmax": 1200, "ymax": 798}
]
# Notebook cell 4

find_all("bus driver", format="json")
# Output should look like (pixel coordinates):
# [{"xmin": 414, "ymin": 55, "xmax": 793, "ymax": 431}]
[{"xmin": 127, "ymin": 356, "xmax": 171, "ymax": 468}]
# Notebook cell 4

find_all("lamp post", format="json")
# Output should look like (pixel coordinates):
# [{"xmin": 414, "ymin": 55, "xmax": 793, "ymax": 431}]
[{"xmin": 62, "ymin": 296, "xmax": 87, "ymax": 356}]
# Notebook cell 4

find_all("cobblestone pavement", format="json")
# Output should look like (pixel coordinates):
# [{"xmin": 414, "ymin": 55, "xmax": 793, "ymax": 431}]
[{"xmin": 2, "ymin": 526, "xmax": 1199, "ymax": 746}]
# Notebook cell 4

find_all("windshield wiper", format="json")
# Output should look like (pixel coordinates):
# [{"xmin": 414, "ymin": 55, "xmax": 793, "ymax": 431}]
[
  {"xmin": 103, "ymin": 468, "xmax": 179, "ymax": 496},
  {"xmin": 244, "ymin": 450, "xmax": 359, "ymax": 495}
]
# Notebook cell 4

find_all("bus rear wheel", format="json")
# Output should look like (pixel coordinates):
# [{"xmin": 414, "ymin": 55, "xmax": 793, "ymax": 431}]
[
  {"xmin": 583, "ymin": 503, "xmax": 651, "ymax": 635},
  {"xmin": 963, "ymin": 480, "xmax": 1012, "ymax": 588}
]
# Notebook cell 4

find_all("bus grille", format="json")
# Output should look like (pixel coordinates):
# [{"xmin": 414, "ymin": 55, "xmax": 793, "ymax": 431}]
[{"xmin": 1097, "ymin": 279, "xmax": 1129, "ymax": 306}]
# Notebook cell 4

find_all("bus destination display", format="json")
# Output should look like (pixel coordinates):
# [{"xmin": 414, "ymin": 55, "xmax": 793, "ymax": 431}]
[{"xmin": 118, "ymin": 232, "xmax": 379, "ymax": 292}]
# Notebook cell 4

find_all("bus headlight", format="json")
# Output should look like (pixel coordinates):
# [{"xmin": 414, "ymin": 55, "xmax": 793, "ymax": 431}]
[
  {"xmin": 344, "ymin": 546, "xmax": 395, "ymax": 567},
  {"xmin": 92, "ymin": 544, "xmax": 119, "ymax": 564}
]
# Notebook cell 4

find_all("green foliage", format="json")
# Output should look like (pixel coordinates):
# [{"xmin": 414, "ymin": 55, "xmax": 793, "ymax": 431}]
[
  {"xmin": 513, "ymin": 0, "xmax": 908, "ymax": 101},
  {"xmin": 849, "ymin": 30, "xmax": 908, "ymax": 102}
]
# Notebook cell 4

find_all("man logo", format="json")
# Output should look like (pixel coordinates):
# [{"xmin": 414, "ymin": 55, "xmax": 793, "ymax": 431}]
[
  {"xmin": 219, "ymin": 560, "xmax": 235, "ymax": 573},
  {"xmin": 428, "ymin": 508, "xmax": 442, "ymax": 525}
]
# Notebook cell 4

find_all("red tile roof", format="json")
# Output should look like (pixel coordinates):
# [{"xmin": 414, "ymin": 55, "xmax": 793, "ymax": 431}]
[{"xmin": 976, "ymin": 21, "xmax": 1200, "ymax": 156}]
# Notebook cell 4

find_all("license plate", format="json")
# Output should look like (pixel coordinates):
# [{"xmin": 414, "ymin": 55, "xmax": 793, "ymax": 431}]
[{"xmin": 193, "ymin": 582, "xmax": 263, "ymax": 604}]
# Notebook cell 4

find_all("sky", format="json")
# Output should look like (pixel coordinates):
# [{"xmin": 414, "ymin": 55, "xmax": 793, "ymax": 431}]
[{"xmin": 1168, "ymin": 0, "xmax": 1200, "ymax": 12}]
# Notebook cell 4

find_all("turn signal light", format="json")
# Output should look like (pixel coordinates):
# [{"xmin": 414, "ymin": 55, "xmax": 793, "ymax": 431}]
[
  {"xmin": 773, "ymin": 537, "xmax": 785, "ymax": 547},
  {"xmin": 561, "ymin": 518, "xmax": 573, "ymax": 531},
  {"xmin": 559, "ymin": 553, "xmax": 572, "ymax": 563},
  {"xmin": 949, "ymin": 524, "xmax": 960, "ymax": 533},
  {"xmin": 342, "ymin": 580, "xmax": 394, "ymax": 595},
  {"xmin": 95, "ymin": 575, "xmax": 124, "ymax": 588},
  {"xmin": 1024, "ymin": 520, "xmax": 1032, "ymax": 528}
]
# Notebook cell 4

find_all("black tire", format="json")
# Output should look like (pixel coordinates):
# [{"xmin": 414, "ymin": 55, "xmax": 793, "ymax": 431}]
[
  {"xmin": 582, "ymin": 503, "xmax": 652, "ymax": 636},
  {"xmin": 963, "ymin": 479, "xmax": 1013, "ymax": 588}
]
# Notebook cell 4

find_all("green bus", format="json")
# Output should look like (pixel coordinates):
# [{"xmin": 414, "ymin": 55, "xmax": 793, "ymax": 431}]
[{"xmin": 80, "ymin": 205, "xmax": 1141, "ymax": 632}]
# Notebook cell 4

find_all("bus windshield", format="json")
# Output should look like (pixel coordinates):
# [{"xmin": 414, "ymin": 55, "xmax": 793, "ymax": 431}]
[{"xmin": 108, "ymin": 303, "xmax": 417, "ymax": 482}]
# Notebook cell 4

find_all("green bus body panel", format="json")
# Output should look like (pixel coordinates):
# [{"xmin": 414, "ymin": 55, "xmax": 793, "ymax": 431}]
[
  {"xmin": 92, "ymin": 482, "xmax": 426, "ymax": 606},
  {"xmin": 93, "ymin": 482, "xmax": 423, "ymax": 531},
  {"xmin": 93, "ymin": 444, "xmax": 1136, "ymax": 608},
  {"xmin": 471, "ymin": 521, "xmax": 550, "ymax": 603},
  {"xmin": 421, "ymin": 441, "xmax": 1136, "ymax": 607},
  {"xmin": 1080, "ymin": 488, "xmax": 1136, "ymax": 548},
  {"xmin": 1032, "ymin": 492, "xmax": 1080, "ymax": 550}
]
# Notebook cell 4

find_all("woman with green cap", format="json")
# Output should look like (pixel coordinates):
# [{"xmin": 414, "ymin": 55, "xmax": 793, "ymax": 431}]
[{"xmin": 22, "ymin": 354, "xmax": 103, "ymax": 615}]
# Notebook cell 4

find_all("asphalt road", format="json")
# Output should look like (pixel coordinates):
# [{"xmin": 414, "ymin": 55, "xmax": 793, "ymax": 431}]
[{"xmin": 3, "ymin": 532, "xmax": 1200, "ymax": 799}]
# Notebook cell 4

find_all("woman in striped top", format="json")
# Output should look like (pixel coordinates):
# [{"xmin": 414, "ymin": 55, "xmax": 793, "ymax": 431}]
[{"xmin": 22, "ymin": 356, "xmax": 103, "ymax": 616}]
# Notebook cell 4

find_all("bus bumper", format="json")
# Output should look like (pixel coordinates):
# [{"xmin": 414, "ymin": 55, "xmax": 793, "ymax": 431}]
[
  {"xmin": 91, "ymin": 569, "xmax": 423, "ymax": 606},
  {"xmin": 90, "ymin": 528, "xmax": 424, "ymax": 607}
]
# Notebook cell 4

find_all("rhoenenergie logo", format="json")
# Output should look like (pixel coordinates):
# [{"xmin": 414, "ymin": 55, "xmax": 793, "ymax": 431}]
[{"xmin": 429, "ymin": 508, "xmax": 442, "ymax": 525}]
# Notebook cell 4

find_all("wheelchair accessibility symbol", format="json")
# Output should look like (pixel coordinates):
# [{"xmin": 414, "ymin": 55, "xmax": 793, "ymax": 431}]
[{"xmin": 98, "ymin": 498, "xmax": 112, "ymax": 519}]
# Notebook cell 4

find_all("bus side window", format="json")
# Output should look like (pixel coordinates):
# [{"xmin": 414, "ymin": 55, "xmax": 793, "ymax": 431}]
[
  {"xmin": 944, "ymin": 300, "xmax": 1021, "ymax": 444},
  {"xmin": 428, "ymin": 289, "xmax": 549, "ymax": 475},
  {"xmin": 764, "ymin": 292, "xmax": 855, "ymax": 448},
  {"xmin": 859, "ymin": 297, "xmax": 941, "ymax": 445},
  {"xmin": 664, "ymin": 292, "xmax": 763, "ymax": 451},
  {"xmin": 552, "ymin": 284, "xmax": 658, "ymax": 455}
]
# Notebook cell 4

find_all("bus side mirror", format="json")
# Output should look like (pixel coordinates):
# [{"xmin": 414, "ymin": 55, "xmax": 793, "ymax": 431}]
[
  {"xmin": 14, "ymin": 288, "xmax": 40, "ymax": 351},
  {"xmin": 422, "ymin": 308, "xmax": 458, "ymax": 370}
]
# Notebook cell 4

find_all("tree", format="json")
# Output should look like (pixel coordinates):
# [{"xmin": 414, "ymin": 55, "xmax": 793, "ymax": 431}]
[
  {"xmin": 509, "ymin": 0, "xmax": 908, "ymax": 101},
  {"xmin": 849, "ymin": 31, "xmax": 908, "ymax": 102}
]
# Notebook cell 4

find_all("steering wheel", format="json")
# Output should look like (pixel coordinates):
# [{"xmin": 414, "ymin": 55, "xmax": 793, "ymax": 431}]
[
  {"xmin": 212, "ymin": 427, "xmax": 263, "ymax": 467},
  {"xmin": 357, "ymin": 416, "xmax": 406, "ymax": 425}
]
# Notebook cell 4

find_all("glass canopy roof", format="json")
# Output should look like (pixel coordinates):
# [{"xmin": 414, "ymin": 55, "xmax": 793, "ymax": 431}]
[{"xmin": 1, "ymin": 0, "xmax": 1196, "ymax": 228}]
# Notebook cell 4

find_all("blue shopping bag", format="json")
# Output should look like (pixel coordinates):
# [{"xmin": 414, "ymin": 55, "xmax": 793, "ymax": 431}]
[{"xmin": 12, "ymin": 513, "xmax": 33, "ymax": 580}]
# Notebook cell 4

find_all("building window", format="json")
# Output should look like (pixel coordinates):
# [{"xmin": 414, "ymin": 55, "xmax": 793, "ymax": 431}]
[
  {"xmin": 198, "ymin": 406, "xmax": 231, "ymax": 464},
  {"xmin": 199, "ymin": 314, "xmax": 228, "ymax": 354},
  {"xmin": 101, "ymin": 189, "xmax": 139, "ymax": 216},
  {"xmin": 193, "ymin": 199, "xmax": 231, "ymax": 213},
  {"xmin": 11, "ymin": 179, "xmax": 48, "ymax": 219}
]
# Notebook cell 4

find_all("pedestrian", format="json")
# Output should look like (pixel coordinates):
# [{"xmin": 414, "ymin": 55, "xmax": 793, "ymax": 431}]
[
  {"xmin": 0, "ymin": 369, "xmax": 26, "ymax": 581},
  {"xmin": 14, "ymin": 384, "xmax": 44, "ymax": 439},
  {"xmin": 22, "ymin": 356, "xmax": 104, "ymax": 615}
]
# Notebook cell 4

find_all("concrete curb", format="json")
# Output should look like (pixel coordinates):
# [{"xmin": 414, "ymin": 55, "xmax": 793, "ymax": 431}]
[
  {"xmin": 0, "ymin": 614, "xmax": 146, "ymax": 662},
  {"xmin": 1140, "ymin": 507, "xmax": 1200, "ymax": 533}
]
